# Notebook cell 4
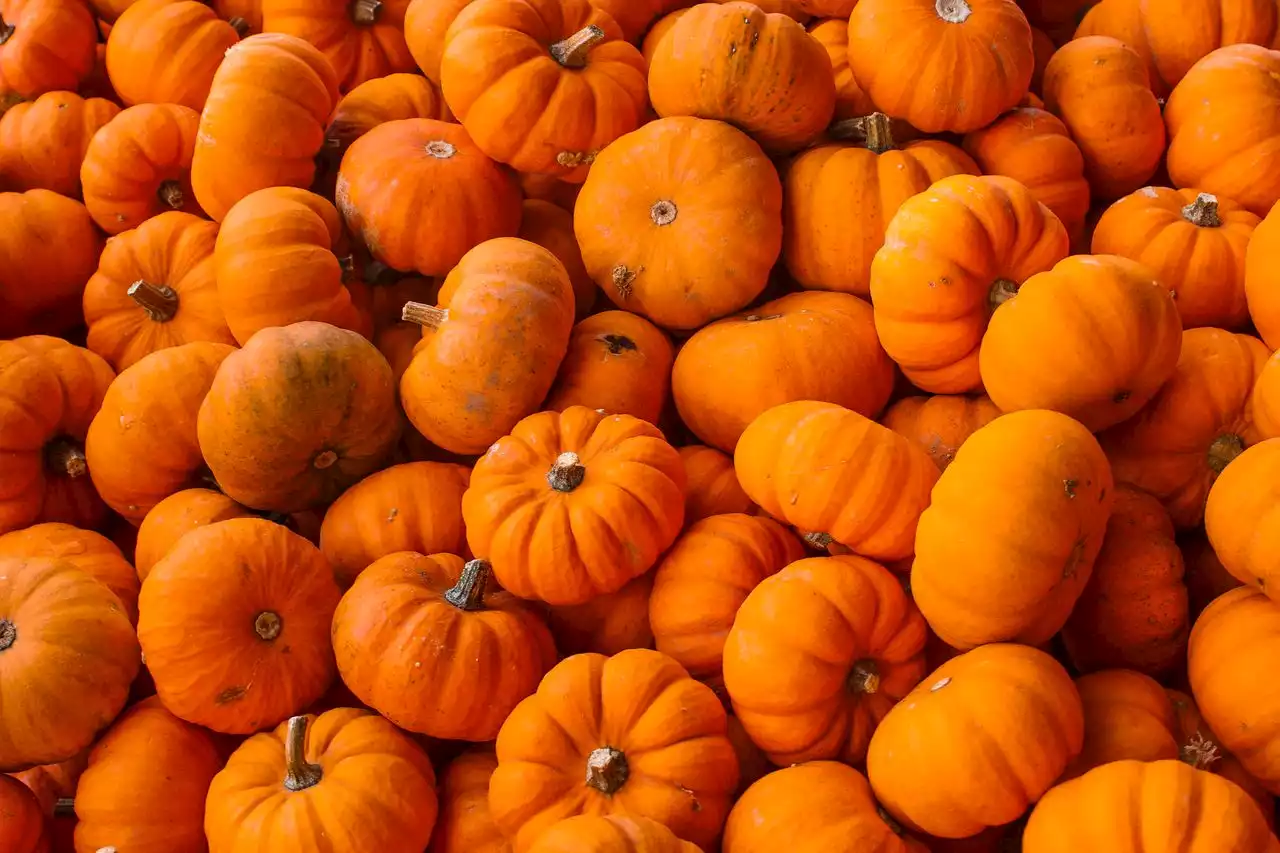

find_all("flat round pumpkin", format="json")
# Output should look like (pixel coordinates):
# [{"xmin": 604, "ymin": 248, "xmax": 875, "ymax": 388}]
[
  {"xmin": 529, "ymin": 815, "xmax": 702, "ymax": 853},
  {"xmin": 879, "ymin": 394, "xmax": 1001, "ymax": 471},
  {"xmin": 0, "ymin": 523, "xmax": 139, "ymax": 625},
  {"xmin": 432, "ymin": 748, "xmax": 507, "ymax": 853},
  {"xmin": 134, "ymin": 488, "xmax": 255, "ymax": 581},
  {"xmin": 543, "ymin": 310, "xmax": 673, "ymax": 424},
  {"xmin": 261, "ymin": 0, "xmax": 417, "ymax": 93},
  {"xmin": 0, "ymin": 90, "xmax": 118, "ymax": 198}
]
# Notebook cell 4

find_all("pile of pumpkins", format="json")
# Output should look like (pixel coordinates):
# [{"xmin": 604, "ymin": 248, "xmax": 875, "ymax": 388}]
[{"xmin": 5, "ymin": 0, "xmax": 1280, "ymax": 850}]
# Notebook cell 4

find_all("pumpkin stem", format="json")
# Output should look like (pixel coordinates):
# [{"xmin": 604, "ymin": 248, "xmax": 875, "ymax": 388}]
[
  {"xmin": 351, "ymin": 0, "xmax": 382, "ymax": 25},
  {"xmin": 847, "ymin": 659, "xmax": 881, "ymax": 695},
  {"xmin": 254, "ymin": 611, "xmax": 282, "ymax": 641},
  {"xmin": 1180, "ymin": 732, "xmax": 1222, "ymax": 769},
  {"xmin": 128, "ymin": 280, "xmax": 180, "ymax": 322},
  {"xmin": 1208, "ymin": 433, "xmax": 1245, "ymax": 475},
  {"xmin": 282, "ymin": 716, "xmax": 323, "ymax": 792},
  {"xmin": 828, "ymin": 112, "xmax": 896, "ymax": 154},
  {"xmin": 45, "ymin": 439, "xmax": 88, "ymax": 479},
  {"xmin": 444, "ymin": 558, "xmax": 491, "ymax": 611},
  {"xmin": 0, "ymin": 16, "xmax": 13, "ymax": 45},
  {"xmin": 402, "ymin": 301, "xmax": 448, "ymax": 329},
  {"xmin": 585, "ymin": 746, "xmax": 629, "ymax": 794},
  {"xmin": 425, "ymin": 140, "xmax": 456, "ymax": 159},
  {"xmin": 988, "ymin": 278, "xmax": 1019, "ymax": 312},
  {"xmin": 650, "ymin": 200, "xmax": 678, "ymax": 226},
  {"xmin": 801, "ymin": 531, "xmax": 835, "ymax": 551},
  {"xmin": 228, "ymin": 16, "xmax": 250, "ymax": 37},
  {"xmin": 157, "ymin": 180, "xmax": 185, "ymax": 210},
  {"xmin": 936, "ymin": 0, "xmax": 972, "ymax": 23},
  {"xmin": 0, "ymin": 619, "xmax": 15, "ymax": 652},
  {"xmin": 313, "ymin": 450, "xmax": 338, "ymax": 470},
  {"xmin": 550, "ymin": 25, "xmax": 606, "ymax": 68},
  {"xmin": 547, "ymin": 451, "xmax": 586, "ymax": 492},
  {"xmin": 601, "ymin": 334, "xmax": 637, "ymax": 355},
  {"xmin": 1182, "ymin": 193, "xmax": 1222, "ymax": 227},
  {"xmin": 57, "ymin": 800, "xmax": 76, "ymax": 817},
  {"xmin": 338, "ymin": 255, "xmax": 355, "ymax": 281}
]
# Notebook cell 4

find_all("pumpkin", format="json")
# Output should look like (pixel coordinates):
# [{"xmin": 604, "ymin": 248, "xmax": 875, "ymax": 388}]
[
  {"xmin": 138, "ymin": 518, "xmax": 341, "ymax": 734},
  {"xmin": 0, "ymin": 0, "xmax": 97, "ymax": 102},
  {"xmin": 723, "ymin": 761, "xmax": 919, "ymax": 853},
  {"xmin": 517, "ymin": 199, "xmax": 596, "ymax": 319},
  {"xmin": 519, "ymin": 171, "xmax": 582, "ymax": 211},
  {"xmin": 808, "ymin": 18, "xmax": 874, "ymax": 120},
  {"xmin": 80, "ymin": 104, "xmax": 204, "ymax": 235},
  {"xmin": 529, "ymin": 815, "xmax": 702, "ymax": 853},
  {"xmin": 0, "ymin": 556, "xmax": 140, "ymax": 771},
  {"xmin": 197, "ymin": 322, "xmax": 401, "ymax": 513},
  {"xmin": 205, "ymin": 709, "xmax": 438, "ymax": 852},
  {"xmin": 648, "ymin": 3, "xmax": 835, "ymax": 153},
  {"xmin": 10, "ymin": 753, "xmax": 86, "ymax": 815},
  {"xmin": 489, "ymin": 648, "xmax": 738, "ymax": 851},
  {"xmin": 74, "ymin": 696, "xmax": 224, "ymax": 853},
  {"xmin": 880, "ymin": 394, "xmax": 1001, "ymax": 471},
  {"xmin": 83, "ymin": 212, "xmax": 235, "ymax": 372},
  {"xmin": 1073, "ymin": 0, "xmax": 1162, "ymax": 91},
  {"xmin": 1247, "ymin": 201, "xmax": 1280, "ymax": 348},
  {"xmin": 1022, "ymin": 759, "xmax": 1280, "ymax": 852},
  {"xmin": 588, "ymin": 0, "xmax": 675, "ymax": 41},
  {"xmin": 441, "ymin": 0, "xmax": 648, "ymax": 179},
  {"xmin": 215, "ymin": 187, "xmax": 370, "ymax": 343},
  {"xmin": 1043, "ymin": 36, "xmax": 1165, "ymax": 199},
  {"xmin": 319, "ymin": 461, "xmax": 469, "ymax": 588},
  {"xmin": 639, "ymin": 7, "xmax": 686, "ymax": 60},
  {"xmin": 723, "ymin": 555, "xmax": 928, "ymax": 766},
  {"xmin": 979, "ymin": 254, "xmax": 1182, "ymax": 431},
  {"xmin": 783, "ymin": 113, "xmax": 979, "ymax": 297},
  {"xmin": 867, "ymin": 644, "xmax": 1085, "ymax": 839},
  {"xmin": 0, "ymin": 90, "xmax": 118, "ymax": 198},
  {"xmin": 134, "ymin": 488, "xmax": 255, "ymax": 581},
  {"xmin": 574, "ymin": 116, "xmax": 783, "ymax": 331},
  {"xmin": 673, "ymin": 292, "xmax": 895, "ymax": 453},
  {"xmin": 1092, "ymin": 188, "xmax": 1258, "ymax": 330},
  {"xmin": 1204, "ymin": 437, "xmax": 1280, "ymax": 600},
  {"xmin": 1181, "ymin": 531, "xmax": 1245, "ymax": 619},
  {"xmin": 0, "ymin": 190, "xmax": 104, "ymax": 339},
  {"xmin": 190, "ymin": 33, "xmax": 340, "ymax": 222},
  {"xmin": 333, "ymin": 552, "xmax": 556, "ymax": 739},
  {"xmin": 1166, "ymin": 45, "xmax": 1280, "ymax": 217},
  {"xmin": 1061, "ymin": 670, "xmax": 1180, "ymax": 780},
  {"xmin": 336, "ymin": 119, "xmax": 522, "ymax": 277},
  {"xmin": 0, "ymin": 774, "xmax": 46, "ymax": 853},
  {"xmin": 1061, "ymin": 486, "xmax": 1188, "ymax": 676},
  {"xmin": 846, "ymin": 0, "xmax": 1034, "ymax": 133},
  {"xmin": 85, "ymin": 342, "xmax": 235, "ymax": 524},
  {"xmin": 1099, "ymin": 327, "xmax": 1270, "ymax": 528},
  {"xmin": 463, "ymin": 406, "xmax": 685, "ymax": 605},
  {"xmin": 0, "ymin": 523, "xmax": 139, "ymax": 624},
  {"xmin": 403, "ymin": 0, "xmax": 473, "ymax": 83},
  {"xmin": 870, "ymin": 174, "xmax": 1070, "ymax": 394},
  {"xmin": 961, "ymin": 106, "xmax": 1091, "ymax": 239},
  {"xmin": 324, "ymin": 72, "xmax": 450, "ymax": 161},
  {"xmin": 432, "ymin": 748, "xmax": 508, "ymax": 853},
  {"xmin": 398, "ymin": 238, "xmax": 575, "ymax": 455},
  {"xmin": 678, "ymin": 445, "xmax": 756, "ymax": 522},
  {"xmin": 0, "ymin": 338, "xmax": 115, "ymax": 536},
  {"xmin": 913, "ymin": 410, "xmax": 1114, "ymax": 649},
  {"xmin": 361, "ymin": 271, "xmax": 439, "ymax": 331},
  {"xmin": 261, "ymin": 0, "xmax": 416, "ymax": 93},
  {"xmin": 544, "ymin": 571, "xmax": 655, "ymax": 657},
  {"xmin": 543, "ymin": 312, "xmax": 672, "ymax": 425},
  {"xmin": 735, "ymin": 401, "xmax": 938, "ymax": 561},
  {"xmin": 650, "ymin": 514, "xmax": 804, "ymax": 680},
  {"xmin": 105, "ymin": 0, "xmax": 246, "ymax": 111},
  {"xmin": 1255, "ymin": 353, "xmax": 1280, "ymax": 440}
]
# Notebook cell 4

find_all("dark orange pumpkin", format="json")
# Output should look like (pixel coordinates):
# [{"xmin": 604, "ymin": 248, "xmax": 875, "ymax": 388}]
[
  {"xmin": 134, "ymin": 488, "xmax": 254, "ymax": 581},
  {"xmin": 431, "ymin": 748, "xmax": 508, "ymax": 853},
  {"xmin": 262, "ymin": 0, "xmax": 416, "ymax": 92},
  {"xmin": 808, "ymin": 17, "xmax": 875, "ymax": 121},
  {"xmin": 544, "ymin": 571, "xmax": 655, "ymax": 657},
  {"xmin": 1061, "ymin": 669, "xmax": 1180, "ymax": 780},
  {"xmin": 543, "ymin": 310, "xmax": 673, "ymax": 425},
  {"xmin": 0, "ymin": 90, "xmax": 118, "ymax": 198},
  {"xmin": 517, "ymin": 198, "xmax": 595, "ymax": 319},
  {"xmin": 0, "ymin": 0, "xmax": 97, "ymax": 103},
  {"xmin": 678, "ymin": 445, "xmax": 756, "ymax": 522},
  {"xmin": 324, "ymin": 72, "xmax": 450, "ymax": 162},
  {"xmin": 404, "ymin": 0, "xmax": 474, "ymax": 83},
  {"xmin": 880, "ymin": 394, "xmax": 1002, "ymax": 471},
  {"xmin": 0, "ymin": 773, "xmax": 47, "ymax": 853},
  {"xmin": 0, "ymin": 523, "xmax": 139, "ymax": 624}
]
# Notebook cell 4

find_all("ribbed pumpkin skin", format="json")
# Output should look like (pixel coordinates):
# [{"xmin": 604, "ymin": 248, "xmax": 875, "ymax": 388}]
[
  {"xmin": 880, "ymin": 394, "xmax": 1002, "ymax": 471},
  {"xmin": 516, "ymin": 198, "xmax": 596, "ymax": 319},
  {"xmin": 326, "ymin": 72, "xmax": 449, "ymax": 155},
  {"xmin": 0, "ymin": 522, "xmax": 139, "ymax": 624},
  {"xmin": 431, "ymin": 748, "xmax": 509, "ymax": 853},
  {"xmin": 808, "ymin": 18, "xmax": 874, "ymax": 121},
  {"xmin": 545, "ymin": 570, "xmax": 655, "ymax": 657},
  {"xmin": 261, "ymin": 0, "xmax": 417, "ymax": 93},
  {"xmin": 0, "ymin": 0, "xmax": 97, "ymax": 101},
  {"xmin": 0, "ymin": 90, "xmax": 118, "ymax": 198},
  {"xmin": 543, "ymin": 311, "xmax": 673, "ymax": 425},
  {"xmin": 134, "ymin": 488, "xmax": 254, "ymax": 581},
  {"xmin": 403, "ymin": 0, "xmax": 475, "ymax": 84},
  {"xmin": 1204, "ymin": 438, "xmax": 1280, "ymax": 601},
  {"xmin": 1247, "ymin": 201, "xmax": 1280, "ymax": 348},
  {"xmin": 1061, "ymin": 669, "xmax": 1180, "ymax": 780},
  {"xmin": 529, "ymin": 815, "xmax": 704, "ymax": 853},
  {"xmin": 677, "ymin": 445, "xmax": 756, "ymax": 522}
]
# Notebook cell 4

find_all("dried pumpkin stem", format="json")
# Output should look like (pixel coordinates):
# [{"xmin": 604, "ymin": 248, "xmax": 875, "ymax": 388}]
[
  {"xmin": 1180, "ymin": 732, "xmax": 1221, "ymax": 769},
  {"xmin": 228, "ymin": 16, "xmax": 250, "ymax": 37},
  {"xmin": 128, "ymin": 280, "xmax": 179, "ymax": 322},
  {"xmin": 402, "ymin": 301, "xmax": 448, "ymax": 329},
  {"xmin": 547, "ymin": 451, "xmax": 586, "ymax": 492},
  {"xmin": 338, "ymin": 255, "xmax": 356, "ymax": 281},
  {"xmin": 550, "ymin": 25, "xmax": 606, "ymax": 68},
  {"xmin": 936, "ymin": 0, "xmax": 972, "ymax": 23},
  {"xmin": 254, "ymin": 611, "xmax": 282, "ymax": 641},
  {"xmin": 801, "ymin": 531, "xmax": 834, "ymax": 551},
  {"xmin": 157, "ymin": 180, "xmax": 185, "ymax": 210},
  {"xmin": 425, "ymin": 140, "xmax": 456, "ymax": 159},
  {"xmin": 829, "ymin": 112, "xmax": 896, "ymax": 154},
  {"xmin": 1182, "ymin": 193, "xmax": 1222, "ymax": 227},
  {"xmin": 45, "ymin": 439, "xmax": 88, "ymax": 479},
  {"xmin": 601, "ymin": 334, "xmax": 637, "ymax": 355},
  {"xmin": 56, "ymin": 799, "xmax": 76, "ymax": 818},
  {"xmin": 988, "ymin": 278, "xmax": 1019, "ymax": 312},
  {"xmin": 95, "ymin": 847, "xmax": 117, "ymax": 853},
  {"xmin": 848, "ymin": 659, "xmax": 881, "ymax": 694},
  {"xmin": 0, "ymin": 619, "xmax": 15, "ymax": 652},
  {"xmin": 1207, "ymin": 433, "xmax": 1245, "ymax": 474},
  {"xmin": 444, "ymin": 559, "xmax": 491, "ymax": 611},
  {"xmin": 313, "ymin": 450, "xmax": 338, "ymax": 470},
  {"xmin": 351, "ymin": 0, "xmax": 383, "ymax": 25},
  {"xmin": 0, "ymin": 16, "xmax": 13, "ymax": 45},
  {"xmin": 585, "ymin": 746, "xmax": 629, "ymax": 794},
  {"xmin": 283, "ymin": 716, "xmax": 324, "ymax": 792}
]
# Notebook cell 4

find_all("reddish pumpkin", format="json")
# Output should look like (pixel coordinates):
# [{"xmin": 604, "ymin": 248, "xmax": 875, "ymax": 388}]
[
  {"xmin": 0, "ymin": 523, "xmax": 139, "ymax": 624},
  {"xmin": 0, "ymin": 774, "xmax": 46, "ymax": 853},
  {"xmin": 1062, "ymin": 670, "xmax": 1180, "ymax": 780},
  {"xmin": 0, "ymin": 0, "xmax": 97, "ymax": 102},
  {"xmin": 262, "ymin": 0, "xmax": 416, "ymax": 92},
  {"xmin": 677, "ymin": 445, "xmax": 756, "ymax": 522},
  {"xmin": 544, "ymin": 571, "xmax": 655, "ymax": 657},
  {"xmin": 880, "ymin": 394, "xmax": 1002, "ymax": 471},
  {"xmin": 0, "ymin": 90, "xmax": 118, "ymax": 198}
]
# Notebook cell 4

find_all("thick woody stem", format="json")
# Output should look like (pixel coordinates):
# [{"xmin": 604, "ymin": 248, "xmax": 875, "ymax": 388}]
[
  {"xmin": 547, "ymin": 451, "xmax": 586, "ymax": 492},
  {"xmin": 283, "ymin": 716, "xmax": 324, "ymax": 792},
  {"xmin": 585, "ymin": 747, "xmax": 629, "ymax": 794},
  {"xmin": 936, "ymin": 0, "xmax": 973, "ymax": 23},
  {"xmin": 444, "ymin": 559, "xmax": 492, "ymax": 611},
  {"xmin": 1207, "ymin": 433, "xmax": 1245, "ymax": 475},
  {"xmin": 351, "ymin": 0, "xmax": 383, "ymax": 25},
  {"xmin": 828, "ymin": 113, "xmax": 896, "ymax": 154},
  {"xmin": 128, "ymin": 280, "xmax": 179, "ymax": 322},
  {"xmin": 1182, "ymin": 193, "xmax": 1222, "ymax": 227},
  {"xmin": 402, "ymin": 301, "xmax": 448, "ymax": 329},
  {"xmin": 550, "ymin": 25, "xmax": 605, "ymax": 68}
]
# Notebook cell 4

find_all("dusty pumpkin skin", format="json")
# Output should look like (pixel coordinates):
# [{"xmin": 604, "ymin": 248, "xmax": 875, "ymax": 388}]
[
  {"xmin": 880, "ymin": 394, "xmax": 1001, "ymax": 471},
  {"xmin": 197, "ymin": 321, "xmax": 400, "ymax": 513},
  {"xmin": 543, "ymin": 310, "xmax": 673, "ymax": 425}
]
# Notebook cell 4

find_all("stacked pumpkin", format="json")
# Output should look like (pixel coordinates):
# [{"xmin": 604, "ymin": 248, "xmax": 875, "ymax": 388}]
[{"xmin": 4, "ymin": 0, "xmax": 1280, "ymax": 850}]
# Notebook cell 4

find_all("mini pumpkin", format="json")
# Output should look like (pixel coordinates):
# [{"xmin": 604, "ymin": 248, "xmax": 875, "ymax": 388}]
[
  {"xmin": 574, "ymin": 116, "xmax": 783, "ymax": 331},
  {"xmin": 587, "ymin": 0, "xmax": 673, "ymax": 41},
  {"xmin": 134, "ymin": 488, "xmax": 255, "ymax": 581},
  {"xmin": 543, "ymin": 311, "xmax": 673, "ymax": 425},
  {"xmin": 1255, "ymin": 352, "xmax": 1280, "ymax": 439},
  {"xmin": 1204, "ymin": 437, "xmax": 1280, "ymax": 600},
  {"xmin": 0, "ymin": 774, "xmax": 46, "ymax": 853},
  {"xmin": 870, "ymin": 174, "xmax": 1070, "ymax": 393},
  {"xmin": 0, "ymin": 523, "xmax": 139, "ymax": 624},
  {"xmin": 0, "ymin": 90, "xmax": 118, "ymax": 198},
  {"xmin": 880, "ymin": 394, "xmax": 1002, "ymax": 471},
  {"xmin": 808, "ymin": 18, "xmax": 874, "ymax": 121},
  {"xmin": 403, "ymin": 0, "xmax": 474, "ymax": 83},
  {"xmin": 517, "ymin": 198, "xmax": 596, "ymax": 318},
  {"xmin": 529, "ymin": 815, "xmax": 702, "ymax": 853},
  {"xmin": 1181, "ymin": 531, "xmax": 1245, "ymax": 620},
  {"xmin": 1062, "ymin": 669, "xmax": 1180, "ymax": 780},
  {"xmin": 544, "ymin": 571, "xmax": 655, "ymax": 657},
  {"xmin": 0, "ymin": 0, "xmax": 97, "ymax": 103},
  {"xmin": 261, "ymin": 0, "xmax": 416, "ymax": 93},
  {"xmin": 324, "ymin": 72, "xmax": 449, "ymax": 159},
  {"xmin": 463, "ymin": 406, "xmax": 686, "ymax": 605},
  {"xmin": 678, "ymin": 445, "xmax": 756, "ymax": 522},
  {"xmin": 432, "ymin": 748, "xmax": 508, "ymax": 853},
  {"xmin": 10, "ymin": 753, "xmax": 86, "ymax": 815},
  {"xmin": 490, "ymin": 648, "xmax": 738, "ymax": 851},
  {"xmin": 1247, "ymin": 201, "xmax": 1280, "ymax": 348}
]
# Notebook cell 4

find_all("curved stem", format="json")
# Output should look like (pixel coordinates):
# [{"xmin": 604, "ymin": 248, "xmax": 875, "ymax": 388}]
[
  {"xmin": 402, "ymin": 301, "xmax": 448, "ymax": 329},
  {"xmin": 443, "ymin": 559, "xmax": 491, "ymax": 611},
  {"xmin": 351, "ymin": 0, "xmax": 382, "ymax": 25},
  {"xmin": 157, "ymin": 180, "xmax": 185, "ymax": 210},
  {"xmin": 45, "ymin": 439, "xmax": 88, "ymax": 479},
  {"xmin": 282, "ymin": 716, "xmax": 323, "ymax": 792},
  {"xmin": 828, "ymin": 113, "xmax": 896, "ymax": 153},
  {"xmin": 547, "ymin": 451, "xmax": 586, "ymax": 492},
  {"xmin": 550, "ymin": 25, "xmax": 605, "ymax": 68},
  {"xmin": 1182, "ymin": 193, "xmax": 1222, "ymax": 227},
  {"xmin": 585, "ymin": 746, "xmax": 629, "ymax": 794},
  {"xmin": 128, "ymin": 280, "xmax": 179, "ymax": 322}
]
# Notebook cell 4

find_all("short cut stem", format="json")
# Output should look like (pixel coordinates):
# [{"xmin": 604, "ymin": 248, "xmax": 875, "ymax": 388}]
[
  {"xmin": 585, "ymin": 746, "xmax": 629, "ymax": 794},
  {"xmin": 1182, "ymin": 193, "xmax": 1222, "ymax": 227},
  {"xmin": 444, "ymin": 559, "xmax": 491, "ymax": 611},
  {"xmin": 402, "ymin": 301, "xmax": 448, "ymax": 329},
  {"xmin": 547, "ymin": 451, "xmax": 586, "ymax": 492},
  {"xmin": 936, "ymin": 0, "xmax": 972, "ymax": 23},
  {"xmin": 351, "ymin": 0, "xmax": 383, "ymax": 25},
  {"xmin": 282, "ymin": 716, "xmax": 323, "ymax": 791},
  {"xmin": 550, "ymin": 25, "xmax": 606, "ymax": 68},
  {"xmin": 128, "ymin": 280, "xmax": 179, "ymax": 322}
]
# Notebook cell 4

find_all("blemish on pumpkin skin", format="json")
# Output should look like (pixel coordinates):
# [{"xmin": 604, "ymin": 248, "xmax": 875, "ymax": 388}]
[
  {"xmin": 1064, "ymin": 479, "xmax": 1078, "ymax": 498},
  {"xmin": 216, "ymin": 686, "xmax": 247, "ymax": 704}
]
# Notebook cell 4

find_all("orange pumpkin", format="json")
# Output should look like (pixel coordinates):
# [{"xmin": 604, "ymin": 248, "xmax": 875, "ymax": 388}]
[
  {"xmin": 846, "ymin": 0, "xmax": 1034, "ymax": 133},
  {"xmin": 1181, "ymin": 530, "xmax": 1245, "ymax": 619},
  {"xmin": 440, "ymin": 0, "xmax": 648, "ymax": 180},
  {"xmin": 0, "ymin": 0, "xmax": 97, "ymax": 102},
  {"xmin": 961, "ymin": 106, "xmax": 1091, "ymax": 239},
  {"xmin": 1150, "ymin": 0, "xmax": 1278, "ymax": 89},
  {"xmin": 1062, "ymin": 669, "xmax": 1180, "ymax": 780},
  {"xmin": 650, "ymin": 514, "xmax": 804, "ymax": 680},
  {"xmin": 0, "ymin": 774, "xmax": 46, "ymax": 853},
  {"xmin": 197, "ymin": 322, "xmax": 401, "ymax": 513},
  {"xmin": 1255, "ymin": 352, "xmax": 1280, "ymax": 440},
  {"xmin": 870, "ymin": 174, "xmax": 1070, "ymax": 393},
  {"xmin": 880, "ymin": 394, "xmax": 1002, "ymax": 471},
  {"xmin": 517, "ymin": 198, "xmax": 596, "ymax": 319},
  {"xmin": 543, "ymin": 311, "xmax": 673, "ymax": 425},
  {"xmin": 432, "ymin": 748, "xmax": 508, "ymax": 853},
  {"xmin": 913, "ymin": 410, "xmax": 1114, "ymax": 650},
  {"xmin": 673, "ymin": 292, "xmax": 895, "ymax": 453},
  {"xmin": 324, "ymin": 72, "xmax": 450, "ymax": 162},
  {"xmin": 490, "ymin": 648, "xmax": 738, "ymax": 852},
  {"xmin": 867, "ymin": 644, "xmax": 1085, "ymax": 839},
  {"xmin": 639, "ymin": 6, "xmax": 686, "ymax": 61},
  {"xmin": 85, "ymin": 342, "xmax": 235, "ymax": 525},
  {"xmin": 574, "ymin": 116, "xmax": 783, "ymax": 331},
  {"xmin": 1073, "ymin": 0, "xmax": 1162, "ymax": 92},
  {"xmin": 587, "ymin": 0, "xmax": 674, "ymax": 41},
  {"xmin": 1093, "ymin": 187, "xmax": 1259, "ymax": 329},
  {"xmin": 529, "ymin": 815, "xmax": 703, "ymax": 853},
  {"xmin": 105, "ymin": 0, "xmax": 246, "ymax": 111},
  {"xmin": 1204, "ymin": 437, "xmax": 1280, "ymax": 599},
  {"xmin": 138, "ymin": 518, "xmax": 341, "ymax": 734},
  {"xmin": 190, "ymin": 33, "xmax": 340, "ymax": 222},
  {"xmin": 734, "ymin": 401, "xmax": 939, "ymax": 561},
  {"xmin": 0, "ymin": 523, "xmax": 139, "ymax": 624},
  {"xmin": 0, "ymin": 90, "xmax": 117, "ymax": 198},
  {"xmin": 1043, "ymin": 36, "xmax": 1165, "ymax": 199},
  {"xmin": 398, "ymin": 238, "xmax": 575, "ymax": 455},
  {"xmin": 1061, "ymin": 486, "xmax": 1189, "ymax": 676},
  {"xmin": 1247, "ymin": 200, "xmax": 1280, "ymax": 349},
  {"xmin": 544, "ymin": 571, "xmax": 655, "ymax": 657},
  {"xmin": 463, "ymin": 406, "xmax": 685, "ymax": 605},
  {"xmin": 403, "ymin": 0, "xmax": 474, "ymax": 83},
  {"xmin": 336, "ymin": 119, "xmax": 522, "ymax": 277},
  {"xmin": 10, "ymin": 753, "xmax": 86, "ymax": 815},
  {"xmin": 134, "ymin": 488, "xmax": 255, "ymax": 581},
  {"xmin": 206, "ymin": 709, "xmax": 439, "ymax": 852},
  {"xmin": 80, "ymin": 104, "xmax": 204, "ymax": 235},
  {"xmin": 678, "ymin": 445, "xmax": 756, "ymax": 522},
  {"xmin": 808, "ymin": 18, "xmax": 874, "ymax": 121},
  {"xmin": 648, "ymin": 3, "xmax": 834, "ymax": 153},
  {"xmin": 783, "ymin": 113, "xmax": 979, "ymax": 297},
  {"xmin": 215, "ymin": 0, "xmax": 261, "ymax": 29},
  {"xmin": 1099, "ymin": 327, "xmax": 1270, "ymax": 528},
  {"xmin": 74, "ymin": 696, "xmax": 225, "ymax": 853},
  {"xmin": 0, "ymin": 556, "xmax": 140, "ymax": 771},
  {"xmin": 262, "ymin": 0, "xmax": 416, "ymax": 93}
]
